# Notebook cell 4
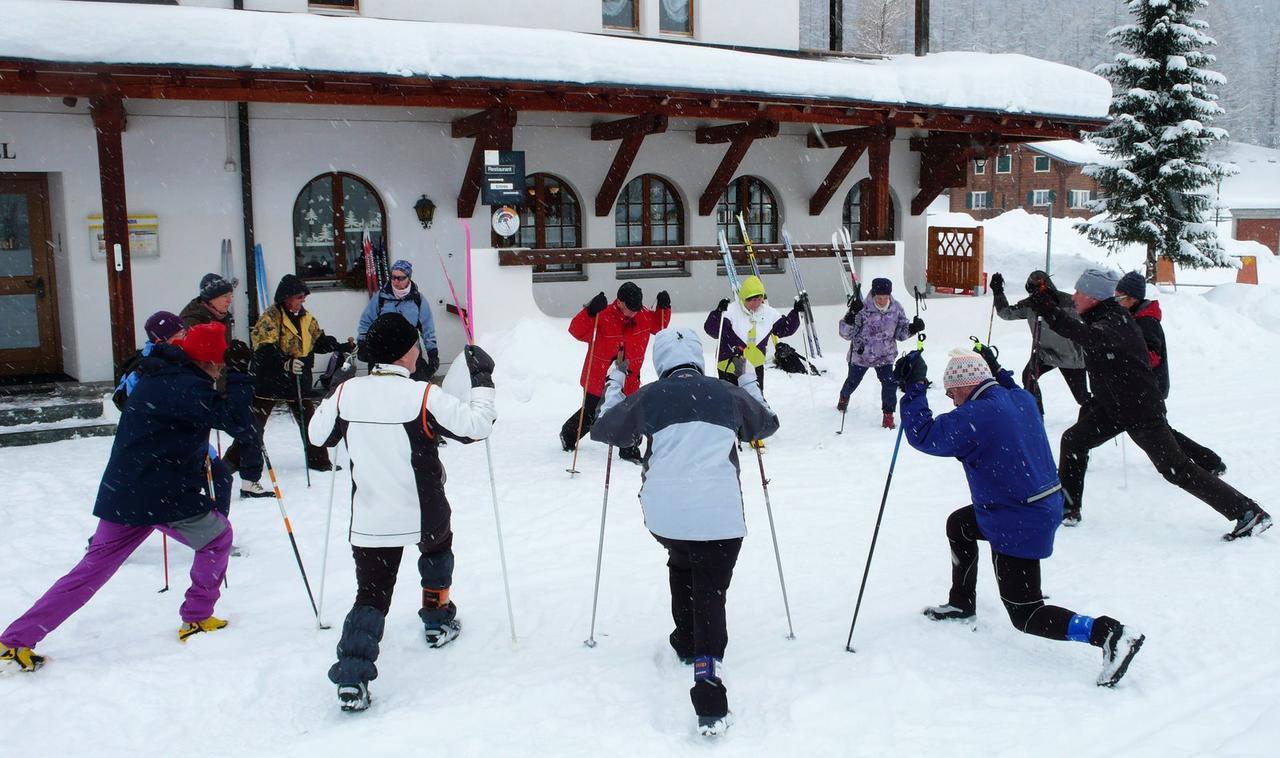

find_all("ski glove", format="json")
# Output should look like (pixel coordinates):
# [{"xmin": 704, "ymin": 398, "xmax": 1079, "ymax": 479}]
[
  {"xmin": 224, "ymin": 340, "xmax": 253, "ymax": 375},
  {"xmin": 425, "ymin": 348, "xmax": 440, "ymax": 379},
  {"xmin": 792, "ymin": 292, "xmax": 809, "ymax": 313},
  {"xmin": 1026, "ymin": 290, "xmax": 1059, "ymax": 318},
  {"xmin": 288, "ymin": 358, "xmax": 305, "ymax": 375},
  {"xmin": 973, "ymin": 342, "xmax": 1002, "ymax": 374},
  {"xmin": 586, "ymin": 292, "xmax": 609, "ymax": 317},
  {"xmin": 464, "ymin": 344, "xmax": 495, "ymax": 389},
  {"xmin": 893, "ymin": 351, "xmax": 928, "ymax": 389},
  {"xmin": 716, "ymin": 298, "xmax": 730, "ymax": 313},
  {"xmin": 656, "ymin": 290, "xmax": 671, "ymax": 310},
  {"xmin": 990, "ymin": 272, "xmax": 1004, "ymax": 297},
  {"xmin": 730, "ymin": 350, "xmax": 749, "ymax": 378},
  {"xmin": 908, "ymin": 316, "xmax": 925, "ymax": 336},
  {"xmin": 314, "ymin": 334, "xmax": 341, "ymax": 354}
]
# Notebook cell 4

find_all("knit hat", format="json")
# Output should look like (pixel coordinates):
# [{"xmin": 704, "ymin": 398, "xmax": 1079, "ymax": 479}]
[
  {"xmin": 1074, "ymin": 268, "xmax": 1120, "ymax": 301},
  {"xmin": 391, "ymin": 259, "xmax": 413, "ymax": 278},
  {"xmin": 273, "ymin": 274, "xmax": 310, "ymax": 305},
  {"xmin": 176, "ymin": 322, "xmax": 227, "ymax": 364},
  {"xmin": 1116, "ymin": 271, "xmax": 1146, "ymax": 300},
  {"xmin": 364, "ymin": 313, "xmax": 419, "ymax": 365},
  {"xmin": 144, "ymin": 310, "xmax": 185, "ymax": 344},
  {"xmin": 942, "ymin": 348, "xmax": 991, "ymax": 390},
  {"xmin": 870, "ymin": 278, "xmax": 892, "ymax": 296},
  {"xmin": 617, "ymin": 281, "xmax": 643, "ymax": 312},
  {"xmin": 199, "ymin": 273, "xmax": 234, "ymax": 302}
]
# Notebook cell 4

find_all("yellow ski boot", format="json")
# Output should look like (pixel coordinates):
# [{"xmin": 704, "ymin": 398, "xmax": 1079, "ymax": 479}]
[
  {"xmin": 0, "ymin": 642, "xmax": 45, "ymax": 671},
  {"xmin": 178, "ymin": 616, "xmax": 229, "ymax": 642}
]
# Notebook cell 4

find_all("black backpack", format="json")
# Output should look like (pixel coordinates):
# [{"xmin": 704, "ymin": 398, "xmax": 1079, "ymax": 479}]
[{"xmin": 773, "ymin": 341, "xmax": 821, "ymax": 376}]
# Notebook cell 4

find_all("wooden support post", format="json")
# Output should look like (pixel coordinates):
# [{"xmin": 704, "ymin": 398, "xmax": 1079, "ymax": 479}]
[
  {"xmin": 910, "ymin": 133, "xmax": 1000, "ymax": 216},
  {"xmin": 453, "ymin": 107, "xmax": 516, "ymax": 219},
  {"xmin": 863, "ymin": 127, "xmax": 895, "ymax": 239},
  {"xmin": 591, "ymin": 114, "xmax": 668, "ymax": 217},
  {"xmin": 90, "ymin": 95, "xmax": 136, "ymax": 377},
  {"xmin": 696, "ymin": 119, "xmax": 778, "ymax": 216}
]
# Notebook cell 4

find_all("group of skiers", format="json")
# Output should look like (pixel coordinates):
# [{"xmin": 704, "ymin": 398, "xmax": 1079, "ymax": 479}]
[{"xmin": 1, "ymin": 256, "xmax": 1272, "ymax": 737}]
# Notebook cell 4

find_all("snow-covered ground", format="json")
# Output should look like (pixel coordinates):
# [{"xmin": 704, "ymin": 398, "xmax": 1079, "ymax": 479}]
[{"xmin": 3, "ymin": 236, "xmax": 1279, "ymax": 756}]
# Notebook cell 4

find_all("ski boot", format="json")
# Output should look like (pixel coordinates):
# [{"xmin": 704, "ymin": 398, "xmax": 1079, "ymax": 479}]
[
  {"xmin": 1223, "ymin": 509, "xmax": 1272, "ymax": 542},
  {"xmin": 618, "ymin": 445, "xmax": 643, "ymax": 465},
  {"xmin": 1062, "ymin": 509, "xmax": 1082, "ymax": 528},
  {"xmin": 1097, "ymin": 623, "xmax": 1145, "ymax": 687},
  {"xmin": 0, "ymin": 643, "xmax": 45, "ymax": 672},
  {"xmin": 922, "ymin": 604, "xmax": 975, "ymax": 622},
  {"xmin": 338, "ymin": 682, "xmax": 371, "ymax": 712},
  {"xmin": 239, "ymin": 479, "xmax": 273, "ymax": 499},
  {"xmin": 420, "ymin": 590, "xmax": 461, "ymax": 648},
  {"xmin": 881, "ymin": 412, "xmax": 895, "ymax": 430},
  {"xmin": 178, "ymin": 616, "xmax": 228, "ymax": 642},
  {"xmin": 698, "ymin": 713, "xmax": 734, "ymax": 737}
]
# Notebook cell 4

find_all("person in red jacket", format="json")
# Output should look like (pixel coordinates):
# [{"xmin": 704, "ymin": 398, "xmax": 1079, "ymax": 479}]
[{"xmin": 560, "ymin": 282, "xmax": 671, "ymax": 463}]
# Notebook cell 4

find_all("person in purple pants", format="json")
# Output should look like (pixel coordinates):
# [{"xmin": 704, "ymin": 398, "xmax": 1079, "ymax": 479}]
[{"xmin": 0, "ymin": 322, "xmax": 258, "ymax": 672}]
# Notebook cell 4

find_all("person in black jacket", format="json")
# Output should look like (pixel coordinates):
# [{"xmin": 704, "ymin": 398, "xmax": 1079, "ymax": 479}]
[
  {"xmin": 1114, "ymin": 272, "xmax": 1225, "ymax": 475},
  {"xmin": 1028, "ymin": 268, "xmax": 1270, "ymax": 540},
  {"xmin": 0, "ymin": 324, "xmax": 258, "ymax": 671},
  {"xmin": 990, "ymin": 270, "xmax": 1090, "ymax": 414}
]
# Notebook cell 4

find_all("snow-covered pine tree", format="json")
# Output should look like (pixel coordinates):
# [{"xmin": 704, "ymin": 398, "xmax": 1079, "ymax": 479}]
[{"xmin": 1077, "ymin": 0, "xmax": 1235, "ymax": 278}]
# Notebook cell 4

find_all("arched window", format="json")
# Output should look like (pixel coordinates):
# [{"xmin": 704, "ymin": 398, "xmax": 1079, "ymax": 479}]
[
  {"xmin": 717, "ymin": 176, "xmax": 779, "ymax": 272},
  {"xmin": 293, "ymin": 172, "xmax": 385, "ymax": 286},
  {"xmin": 843, "ymin": 178, "xmax": 897, "ymax": 242},
  {"xmin": 616, "ymin": 174, "xmax": 685, "ymax": 274},
  {"xmin": 494, "ymin": 173, "xmax": 582, "ymax": 276}
]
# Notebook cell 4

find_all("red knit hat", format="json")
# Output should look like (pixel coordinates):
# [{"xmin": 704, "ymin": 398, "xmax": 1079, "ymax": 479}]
[{"xmin": 176, "ymin": 322, "xmax": 227, "ymax": 364}]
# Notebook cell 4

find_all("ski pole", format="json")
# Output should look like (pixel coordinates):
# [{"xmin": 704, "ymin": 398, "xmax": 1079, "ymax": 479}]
[
  {"xmin": 838, "ymin": 405, "xmax": 848, "ymax": 435},
  {"xmin": 159, "ymin": 535, "xmax": 170, "ymax": 594},
  {"xmin": 584, "ymin": 445, "xmax": 615, "ymax": 648},
  {"xmin": 1119, "ymin": 436, "xmax": 1129, "ymax": 490},
  {"xmin": 316, "ymin": 441, "xmax": 343, "ymax": 631},
  {"xmin": 294, "ymin": 374, "xmax": 312, "ymax": 488},
  {"xmin": 846, "ymin": 335, "xmax": 922, "ymax": 652},
  {"xmin": 263, "ymin": 448, "xmax": 326, "ymax": 626},
  {"xmin": 567, "ymin": 315, "xmax": 601, "ymax": 476},
  {"xmin": 755, "ymin": 444, "xmax": 796, "ymax": 640},
  {"xmin": 986, "ymin": 297, "xmax": 996, "ymax": 345}
]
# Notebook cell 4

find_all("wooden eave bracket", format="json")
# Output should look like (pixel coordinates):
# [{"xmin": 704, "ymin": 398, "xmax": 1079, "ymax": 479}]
[
  {"xmin": 806, "ymin": 126, "xmax": 890, "ymax": 216},
  {"xmin": 910, "ymin": 133, "xmax": 1002, "ymax": 215},
  {"xmin": 453, "ymin": 106, "xmax": 517, "ymax": 218},
  {"xmin": 696, "ymin": 118, "xmax": 779, "ymax": 216},
  {"xmin": 591, "ymin": 114, "xmax": 669, "ymax": 216}
]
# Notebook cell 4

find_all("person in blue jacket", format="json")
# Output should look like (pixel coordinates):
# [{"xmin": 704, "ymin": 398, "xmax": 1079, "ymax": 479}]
[
  {"xmin": 893, "ymin": 344, "xmax": 1145, "ymax": 687},
  {"xmin": 357, "ymin": 259, "xmax": 438, "ymax": 380}
]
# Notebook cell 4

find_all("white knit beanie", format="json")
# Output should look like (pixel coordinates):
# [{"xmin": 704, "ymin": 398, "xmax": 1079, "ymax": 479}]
[{"xmin": 942, "ymin": 348, "xmax": 991, "ymax": 390}]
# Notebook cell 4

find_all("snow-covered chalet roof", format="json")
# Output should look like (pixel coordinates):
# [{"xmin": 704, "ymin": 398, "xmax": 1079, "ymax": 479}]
[
  {"xmin": 0, "ymin": 0, "xmax": 1112, "ymax": 122},
  {"xmin": 1025, "ymin": 139, "xmax": 1106, "ymax": 166},
  {"xmin": 1216, "ymin": 142, "xmax": 1280, "ymax": 211}
]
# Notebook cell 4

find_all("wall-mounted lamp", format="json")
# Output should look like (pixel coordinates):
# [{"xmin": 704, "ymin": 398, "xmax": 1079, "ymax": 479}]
[{"xmin": 413, "ymin": 194, "xmax": 436, "ymax": 229}]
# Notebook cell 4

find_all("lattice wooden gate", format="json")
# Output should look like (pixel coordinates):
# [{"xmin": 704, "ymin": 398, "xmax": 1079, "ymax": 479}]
[{"xmin": 927, "ymin": 226, "xmax": 985, "ymax": 294}]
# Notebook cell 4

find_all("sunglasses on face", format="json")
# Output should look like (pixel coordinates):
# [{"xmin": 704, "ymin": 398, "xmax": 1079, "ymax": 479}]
[{"xmin": 390, "ymin": 274, "xmax": 410, "ymax": 282}]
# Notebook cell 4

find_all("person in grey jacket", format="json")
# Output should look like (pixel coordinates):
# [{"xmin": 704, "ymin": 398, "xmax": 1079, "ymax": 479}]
[
  {"xmin": 356, "ymin": 259, "xmax": 438, "ymax": 380},
  {"xmin": 991, "ymin": 270, "xmax": 1089, "ymax": 414},
  {"xmin": 590, "ymin": 327, "xmax": 779, "ymax": 738}
]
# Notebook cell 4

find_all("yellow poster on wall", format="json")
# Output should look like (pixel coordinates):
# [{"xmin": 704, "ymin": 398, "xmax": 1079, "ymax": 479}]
[{"xmin": 88, "ymin": 214, "xmax": 159, "ymax": 260}]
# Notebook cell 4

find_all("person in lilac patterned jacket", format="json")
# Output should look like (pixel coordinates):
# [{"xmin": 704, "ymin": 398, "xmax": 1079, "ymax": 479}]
[{"xmin": 837, "ymin": 278, "xmax": 924, "ymax": 428}]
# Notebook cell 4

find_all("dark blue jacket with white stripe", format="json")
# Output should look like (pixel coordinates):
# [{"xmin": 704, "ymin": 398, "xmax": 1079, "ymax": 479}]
[
  {"xmin": 900, "ymin": 369, "xmax": 1063, "ymax": 559},
  {"xmin": 590, "ymin": 327, "xmax": 779, "ymax": 541}
]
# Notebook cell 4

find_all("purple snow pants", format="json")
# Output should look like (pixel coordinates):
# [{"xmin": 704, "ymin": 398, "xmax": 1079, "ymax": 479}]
[{"xmin": 1, "ymin": 512, "xmax": 232, "ymax": 649}]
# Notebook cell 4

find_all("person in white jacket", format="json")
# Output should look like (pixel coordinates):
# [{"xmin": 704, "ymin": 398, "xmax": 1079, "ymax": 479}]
[{"xmin": 308, "ymin": 312, "xmax": 496, "ymax": 713}]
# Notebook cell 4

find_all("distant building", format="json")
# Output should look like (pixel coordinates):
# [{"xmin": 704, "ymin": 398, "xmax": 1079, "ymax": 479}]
[
  {"xmin": 1214, "ymin": 142, "xmax": 1280, "ymax": 255},
  {"xmin": 951, "ymin": 140, "xmax": 1102, "ymax": 220}
]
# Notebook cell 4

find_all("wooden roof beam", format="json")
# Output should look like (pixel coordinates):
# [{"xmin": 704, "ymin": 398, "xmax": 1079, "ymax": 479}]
[
  {"xmin": 696, "ymin": 118, "xmax": 779, "ymax": 216},
  {"xmin": 806, "ymin": 125, "xmax": 881, "ymax": 149},
  {"xmin": 591, "ymin": 114, "xmax": 668, "ymax": 217},
  {"xmin": 910, "ymin": 133, "xmax": 998, "ymax": 215},
  {"xmin": 453, "ymin": 107, "xmax": 517, "ymax": 218}
]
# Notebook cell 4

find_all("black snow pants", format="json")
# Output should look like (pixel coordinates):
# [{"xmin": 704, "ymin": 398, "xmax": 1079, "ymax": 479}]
[
  {"xmin": 561, "ymin": 392, "xmax": 641, "ymax": 460},
  {"xmin": 1058, "ymin": 408, "xmax": 1253, "ymax": 521},
  {"xmin": 946, "ymin": 506, "xmax": 1113, "ymax": 647},
  {"xmin": 329, "ymin": 531, "xmax": 455, "ymax": 686},
  {"xmin": 654, "ymin": 534, "xmax": 743, "ymax": 718}
]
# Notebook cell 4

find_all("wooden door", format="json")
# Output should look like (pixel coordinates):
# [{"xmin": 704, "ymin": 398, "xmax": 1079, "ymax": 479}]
[{"xmin": 0, "ymin": 174, "xmax": 62, "ymax": 377}]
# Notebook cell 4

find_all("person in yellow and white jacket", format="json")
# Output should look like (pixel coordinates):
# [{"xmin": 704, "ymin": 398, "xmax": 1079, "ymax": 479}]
[
  {"xmin": 308, "ymin": 312, "xmax": 496, "ymax": 713},
  {"xmin": 702, "ymin": 275, "xmax": 803, "ymax": 393}
]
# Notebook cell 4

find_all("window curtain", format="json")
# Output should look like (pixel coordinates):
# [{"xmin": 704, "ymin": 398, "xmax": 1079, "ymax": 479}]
[
  {"xmin": 603, "ymin": 0, "xmax": 630, "ymax": 18},
  {"xmin": 661, "ymin": 0, "xmax": 689, "ymax": 24}
]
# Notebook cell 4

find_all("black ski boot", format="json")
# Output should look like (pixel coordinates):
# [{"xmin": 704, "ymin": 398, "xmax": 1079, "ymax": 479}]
[
  {"xmin": 1223, "ymin": 509, "xmax": 1272, "ymax": 542},
  {"xmin": 420, "ymin": 596, "xmax": 461, "ymax": 648},
  {"xmin": 337, "ymin": 682, "xmax": 371, "ymax": 712},
  {"xmin": 923, "ymin": 603, "xmax": 975, "ymax": 621},
  {"xmin": 1095, "ymin": 619, "xmax": 1145, "ymax": 688}
]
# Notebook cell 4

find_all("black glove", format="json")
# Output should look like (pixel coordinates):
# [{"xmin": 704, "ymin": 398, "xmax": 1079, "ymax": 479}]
[
  {"xmin": 848, "ymin": 296, "xmax": 864, "ymax": 315},
  {"xmin": 908, "ymin": 316, "xmax": 925, "ymax": 335},
  {"xmin": 793, "ymin": 292, "xmax": 809, "ymax": 313},
  {"xmin": 223, "ymin": 340, "xmax": 252, "ymax": 375},
  {"xmin": 585, "ymin": 292, "xmax": 608, "ymax": 317},
  {"xmin": 314, "ymin": 334, "xmax": 341, "ymax": 353},
  {"xmin": 464, "ymin": 344, "xmax": 495, "ymax": 389},
  {"xmin": 730, "ymin": 349, "xmax": 749, "ymax": 379},
  {"xmin": 425, "ymin": 348, "xmax": 440, "ymax": 378},
  {"xmin": 716, "ymin": 298, "xmax": 730, "ymax": 313},
  {"xmin": 355, "ymin": 339, "xmax": 369, "ymax": 363},
  {"xmin": 1026, "ymin": 290, "xmax": 1059, "ymax": 318},
  {"xmin": 990, "ymin": 272, "xmax": 1005, "ymax": 297},
  {"xmin": 336, "ymin": 338, "xmax": 356, "ymax": 355},
  {"xmin": 842, "ymin": 305, "xmax": 857, "ymax": 325},
  {"xmin": 973, "ymin": 342, "xmax": 1002, "ymax": 374},
  {"xmin": 893, "ymin": 351, "xmax": 928, "ymax": 389},
  {"xmin": 656, "ymin": 290, "xmax": 671, "ymax": 310}
]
